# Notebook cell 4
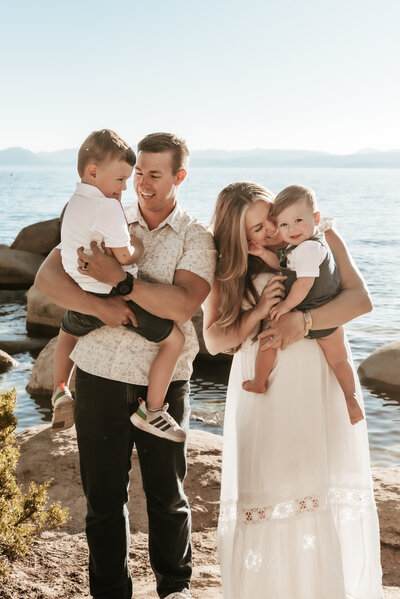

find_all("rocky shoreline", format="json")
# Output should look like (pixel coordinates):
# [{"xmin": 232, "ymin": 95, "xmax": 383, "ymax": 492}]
[{"xmin": 0, "ymin": 425, "xmax": 398, "ymax": 598}]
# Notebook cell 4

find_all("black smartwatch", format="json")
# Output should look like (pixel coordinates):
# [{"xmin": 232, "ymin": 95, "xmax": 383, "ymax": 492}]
[{"xmin": 115, "ymin": 272, "xmax": 134, "ymax": 295}]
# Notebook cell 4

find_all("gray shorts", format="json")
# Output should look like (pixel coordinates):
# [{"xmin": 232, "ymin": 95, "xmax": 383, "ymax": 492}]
[{"xmin": 61, "ymin": 299, "xmax": 174, "ymax": 343}]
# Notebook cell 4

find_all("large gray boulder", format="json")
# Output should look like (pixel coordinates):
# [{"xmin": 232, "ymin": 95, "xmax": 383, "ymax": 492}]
[
  {"xmin": 0, "ymin": 247, "xmax": 44, "ymax": 289},
  {"xmin": 358, "ymin": 341, "xmax": 400, "ymax": 391},
  {"xmin": 26, "ymin": 286, "xmax": 65, "ymax": 337},
  {"xmin": 11, "ymin": 218, "xmax": 61, "ymax": 255},
  {"xmin": 26, "ymin": 336, "xmax": 76, "ymax": 397}
]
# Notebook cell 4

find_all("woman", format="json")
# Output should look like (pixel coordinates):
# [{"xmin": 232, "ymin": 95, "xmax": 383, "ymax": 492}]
[{"xmin": 203, "ymin": 182, "xmax": 383, "ymax": 599}]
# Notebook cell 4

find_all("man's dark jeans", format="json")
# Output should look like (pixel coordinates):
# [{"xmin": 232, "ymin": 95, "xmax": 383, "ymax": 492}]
[{"xmin": 74, "ymin": 368, "xmax": 192, "ymax": 599}]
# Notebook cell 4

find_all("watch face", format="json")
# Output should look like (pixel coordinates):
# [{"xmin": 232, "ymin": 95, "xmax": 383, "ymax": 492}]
[
  {"xmin": 117, "ymin": 273, "xmax": 133, "ymax": 295},
  {"xmin": 118, "ymin": 283, "xmax": 131, "ymax": 295}
]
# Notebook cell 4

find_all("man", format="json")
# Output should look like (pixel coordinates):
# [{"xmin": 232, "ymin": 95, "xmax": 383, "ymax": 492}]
[{"xmin": 35, "ymin": 132, "xmax": 216, "ymax": 599}]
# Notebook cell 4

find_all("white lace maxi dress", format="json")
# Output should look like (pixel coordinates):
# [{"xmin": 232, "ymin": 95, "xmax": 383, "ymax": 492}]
[{"xmin": 217, "ymin": 274, "xmax": 383, "ymax": 599}]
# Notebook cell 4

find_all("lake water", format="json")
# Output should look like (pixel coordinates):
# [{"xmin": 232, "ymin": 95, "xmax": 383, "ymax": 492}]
[{"xmin": 0, "ymin": 166, "xmax": 399, "ymax": 466}]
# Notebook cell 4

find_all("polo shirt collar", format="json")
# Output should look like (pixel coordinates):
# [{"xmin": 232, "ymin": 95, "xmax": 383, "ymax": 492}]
[{"xmin": 75, "ymin": 182, "xmax": 108, "ymax": 199}]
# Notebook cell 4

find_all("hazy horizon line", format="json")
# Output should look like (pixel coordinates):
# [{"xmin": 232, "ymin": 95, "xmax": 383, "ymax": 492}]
[{"xmin": 1, "ymin": 145, "xmax": 400, "ymax": 156}]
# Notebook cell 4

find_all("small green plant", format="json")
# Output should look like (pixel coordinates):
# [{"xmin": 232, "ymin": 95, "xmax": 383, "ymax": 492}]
[{"xmin": 0, "ymin": 389, "xmax": 69, "ymax": 578}]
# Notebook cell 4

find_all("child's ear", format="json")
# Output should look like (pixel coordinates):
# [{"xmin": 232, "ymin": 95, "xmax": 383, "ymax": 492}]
[
  {"xmin": 86, "ymin": 163, "xmax": 97, "ymax": 179},
  {"xmin": 314, "ymin": 211, "xmax": 321, "ymax": 226}
]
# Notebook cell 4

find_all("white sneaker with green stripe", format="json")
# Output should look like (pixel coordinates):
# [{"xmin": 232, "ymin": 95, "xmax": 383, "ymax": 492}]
[
  {"xmin": 131, "ymin": 400, "xmax": 186, "ymax": 442},
  {"xmin": 51, "ymin": 383, "xmax": 74, "ymax": 431}
]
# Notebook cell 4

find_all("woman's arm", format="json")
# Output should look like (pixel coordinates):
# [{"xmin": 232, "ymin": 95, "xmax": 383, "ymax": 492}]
[
  {"xmin": 34, "ymin": 249, "xmax": 137, "ymax": 327},
  {"xmin": 259, "ymin": 228, "xmax": 373, "ymax": 350},
  {"xmin": 312, "ymin": 227, "xmax": 372, "ymax": 326},
  {"xmin": 203, "ymin": 275, "xmax": 286, "ymax": 355}
]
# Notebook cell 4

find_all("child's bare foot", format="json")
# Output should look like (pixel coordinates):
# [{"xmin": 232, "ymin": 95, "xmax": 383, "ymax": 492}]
[
  {"xmin": 242, "ymin": 379, "xmax": 268, "ymax": 394},
  {"xmin": 346, "ymin": 395, "xmax": 364, "ymax": 425}
]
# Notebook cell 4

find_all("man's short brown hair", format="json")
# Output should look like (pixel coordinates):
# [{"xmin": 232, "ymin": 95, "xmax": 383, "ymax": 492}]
[
  {"xmin": 272, "ymin": 184, "xmax": 317, "ymax": 218},
  {"xmin": 137, "ymin": 132, "xmax": 189, "ymax": 174},
  {"xmin": 77, "ymin": 129, "xmax": 136, "ymax": 177}
]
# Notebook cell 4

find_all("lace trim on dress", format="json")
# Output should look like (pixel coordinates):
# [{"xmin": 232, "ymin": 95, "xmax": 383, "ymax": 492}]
[{"xmin": 219, "ymin": 487, "xmax": 376, "ymax": 525}]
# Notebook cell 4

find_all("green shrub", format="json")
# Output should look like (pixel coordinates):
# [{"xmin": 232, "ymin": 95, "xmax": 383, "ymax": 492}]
[{"xmin": 0, "ymin": 389, "xmax": 69, "ymax": 578}]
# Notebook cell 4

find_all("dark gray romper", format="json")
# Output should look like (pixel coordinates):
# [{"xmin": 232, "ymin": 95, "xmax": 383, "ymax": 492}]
[{"xmin": 276, "ymin": 234, "xmax": 341, "ymax": 339}]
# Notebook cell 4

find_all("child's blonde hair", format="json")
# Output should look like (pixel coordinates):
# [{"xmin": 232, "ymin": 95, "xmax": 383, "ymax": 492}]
[
  {"xmin": 212, "ymin": 181, "xmax": 276, "ymax": 328},
  {"xmin": 272, "ymin": 184, "xmax": 317, "ymax": 218},
  {"xmin": 77, "ymin": 129, "xmax": 136, "ymax": 177}
]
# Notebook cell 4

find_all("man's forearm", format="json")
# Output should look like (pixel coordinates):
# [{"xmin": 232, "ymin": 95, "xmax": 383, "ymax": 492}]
[
  {"xmin": 35, "ymin": 248, "xmax": 137, "ymax": 328},
  {"xmin": 35, "ymin": 249, "xmax": 102, "ymax": 314},
  {"xmin": 128, "ymin": 275, "xmax": 209, "ymax": 323}
]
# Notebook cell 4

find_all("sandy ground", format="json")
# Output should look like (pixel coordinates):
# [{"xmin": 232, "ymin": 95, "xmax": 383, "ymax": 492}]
[{"xmin": 0, "ymin": 425, "xmax": 399, "ymax": 599}]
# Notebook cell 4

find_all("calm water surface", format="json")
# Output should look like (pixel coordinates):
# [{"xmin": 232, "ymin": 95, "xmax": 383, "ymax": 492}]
[{"xmin": 1, "ymin": 166, "xmax": 399, "ymax": 466}]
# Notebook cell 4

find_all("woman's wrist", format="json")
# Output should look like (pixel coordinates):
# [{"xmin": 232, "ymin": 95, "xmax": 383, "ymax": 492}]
[{"xmin": 302, "ymin": 310, "xmax": 313, "ymax": 336}]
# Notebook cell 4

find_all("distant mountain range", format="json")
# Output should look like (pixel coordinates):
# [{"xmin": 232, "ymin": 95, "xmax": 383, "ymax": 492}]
[{"xmin": 1, "ymin": 146, "xmax": 400, "ymax": 168}]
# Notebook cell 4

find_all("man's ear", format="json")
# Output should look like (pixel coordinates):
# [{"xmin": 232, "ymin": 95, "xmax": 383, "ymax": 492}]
[
  {"xmin": 175, "ymin": 169, "xmax": 187, "ymax": 186},
  {"xmin": 86, "ymin": 163, "xmax": 98, "ymax": 180},
  {"xmin": 314, "ymin": 211, "xmax": 321, "ymax": 226}
]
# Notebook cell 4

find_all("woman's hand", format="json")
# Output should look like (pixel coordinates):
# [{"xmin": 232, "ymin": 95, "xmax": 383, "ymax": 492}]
[
  {"xmin": 258, "ymin": 310, "xmax": 305, "ymax": 350},
  {"xmin": 254, "ymin": 274, "xmax": 286, "ymax": 320},
  {"xmin": 77, "ymin": 241, "xmax": 125, "ymax": 287}
]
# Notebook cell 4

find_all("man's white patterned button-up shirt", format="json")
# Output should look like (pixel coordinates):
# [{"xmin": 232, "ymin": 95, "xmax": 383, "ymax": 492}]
[{"xmin": 70, "ymin": 202, "xmax": 216, "ymax": 385}]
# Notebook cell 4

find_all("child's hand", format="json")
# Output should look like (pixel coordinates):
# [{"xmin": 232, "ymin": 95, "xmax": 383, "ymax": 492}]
[
  {"xmin": 247, "ymin": 241, "xmax": 266, "ymax": 258},
  {"xmin": 248, "ymin": 243, "xmax": 280, "ymax": 270},
  {"xmin": 129, "ymin": 234, "xmax": 144, "ymax": 260},
  {"xmin": 270, "ymin": 301, "xmax": 290, "ymax": 321}
]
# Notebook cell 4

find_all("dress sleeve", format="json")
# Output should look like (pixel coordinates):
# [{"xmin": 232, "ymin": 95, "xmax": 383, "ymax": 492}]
[
  {"xmin": 176, "ymin": 223, "xmax": 217, "ymax": 286},
  {"xmin": 241, "ymin": 272, "xmax": 273, "ymax": 310},
  {"xmin": 93, "ymin": 200, "xmax": 131, "ymax": 248},
  {"xmin": 292, "ymin": 241, "xmax": 327, "ymax": 277}
]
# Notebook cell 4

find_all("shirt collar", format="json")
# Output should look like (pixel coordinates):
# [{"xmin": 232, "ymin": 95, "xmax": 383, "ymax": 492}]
[
  {"xmin": 75, "ymin": 181, "xmax": 108, "ymax": 199},
  {"xmin": 125, "ymin": 202, "xmax": 183, "ymax": 235}
]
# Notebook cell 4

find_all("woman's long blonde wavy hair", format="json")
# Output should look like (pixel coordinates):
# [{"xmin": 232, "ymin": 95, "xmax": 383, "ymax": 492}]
[{"xmin": 212, "ymin": 181, "xmax": 276, "ymax": 328}]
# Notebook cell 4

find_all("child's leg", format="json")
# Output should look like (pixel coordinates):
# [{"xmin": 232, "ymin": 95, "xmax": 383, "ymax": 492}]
[
  {"xmin": 146, "ymin": 323, "xmax": 185, "ymax": 409},
  {"xmin": 51, "ymin": 330, "xmax": 77, "ymax": 431},
  {"xmin": 53, "ymin": 329, "xmax": 78, "ymax": 390},
  {"xmin": 242, "ymin": 346, "xmax": 277, "ymax": 393},
  {"xmin": 317, "ymin": 327, "xmax": 364, "ymax": 425},
  {"xmin": 131, "ymin": 324, "xmax": 187, "ymax": 442}
]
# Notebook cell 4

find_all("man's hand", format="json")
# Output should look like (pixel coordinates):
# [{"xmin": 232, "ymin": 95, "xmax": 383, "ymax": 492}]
[
  {"xmin": 258, "ymin": 310, "xmax": 305, "ymax": 351},
  {"xmin": 77, "ymin": 241, "xmax": 125, "ymax": 286},
  {"xmin": 130, "ymin": 234, "xmax": 144, "ymax": 261},
  {"xmin": 95, "ymin": 295, "xmax": 138, "ymax": 328}
]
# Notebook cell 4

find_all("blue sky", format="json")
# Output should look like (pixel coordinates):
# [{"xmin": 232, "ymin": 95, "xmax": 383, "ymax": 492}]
[{"xmin": 1, "ymin": 0, "xmax": 399, "ymax": 153}]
